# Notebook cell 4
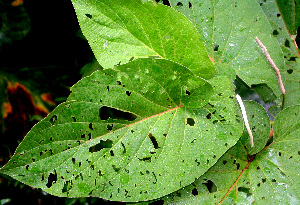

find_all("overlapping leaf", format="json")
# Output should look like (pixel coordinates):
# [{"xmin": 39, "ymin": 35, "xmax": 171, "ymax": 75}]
[
  {"xmin": 71, "ymin": 0, "xmax": 215, "ymax": 79},
  {"xmin": 169, "ymin": 0, "xmax": 284, "ymax": 97},
  {"xmin": 258, "ymin": 0, "xmax": 300, "ymax": 108},
  {"xmin": 160, "ymin": 105, "xmax": 299, "ymax": 204},
  {"xmin": 275, "ymin": 0, "xmax": 300, "ymax": 36},
  {"xmin": 0, "ymin": 58, "xmax": 242, "ymax": 201}
]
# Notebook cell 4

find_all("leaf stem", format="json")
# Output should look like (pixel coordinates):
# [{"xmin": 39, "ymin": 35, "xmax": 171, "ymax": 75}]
[
  {"xmin": 236, "ymin": 94, "xmax": 254, "ymax": 147},
  {"xmin": 255, "ymin": 37, "xmax": 285, "ymax": 109}
]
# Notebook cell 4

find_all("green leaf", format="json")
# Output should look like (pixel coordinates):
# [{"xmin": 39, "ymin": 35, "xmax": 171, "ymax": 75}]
[
  {"xmin": 0, "ymin": 59, "xmax": 242, "ymax": 201},
  {"xmin": 258, "ymin": 0, "xmax": 300, "ymax": 108},
  {"xmin": 71, "ymin": 0, "xmax": 215, "ymax": 79},
  {"xmin": 240, "ymin": 101, "xmax": 271, "ymax": 155},
  {"xmin": 161, "ymin": 105, "xmax": 300, "ymax": 204},
  {"xmin": 169, "ymin": 0, "xmax": 284, "ymax": 97},
  {"xmin": 275, "ymin": 0, "xmax": 300, "ymax": 36}
]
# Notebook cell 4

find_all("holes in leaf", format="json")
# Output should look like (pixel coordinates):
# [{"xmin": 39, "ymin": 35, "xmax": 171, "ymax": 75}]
[
  {"xmin": 50, "ymin": 115, "xmax": 57, "ymax": 125},
  {"xmin": 188, "ymin": 2, "xmax": 192, "ymax": 8},
  {"xmin": 214, "ymin": 44, "xmax": 219, "ymax": 51},
  {"xmin": 72, "ymin": 117, "xmax": 76, "ymax": 122},
  {"xmin": 72, "ymin": 158, "xmax": 76, "ymax": 164},
  {"xmin": 223, "ymin": 160, "xmax": 227, "ymax": 165},
  {"xmin": 272, "ymin": 30, "xmax": 279, "ymax": 36},
  {"xmin": 46, "ymin": 170, "xmax": 57, "ymax": 188},
  {"xmin": 192, "ymin": 188, "xmax": 198, "ymax": 196},
  {"xmin": 107, "ymin": 85, "xmax": 110, "ymax": 91},
  {"xmin": 126, "ymin": 91, "xmax": 132, "ymax": 96},
  {"xmin": 212, "ymin": 120, "xmax": 218, "ymax": 124},
  {"xmin": 272, "ymin": 179, "xmax": 276, "ymax": 182},
  {"xmin": 107, "ymin": 124, "xmax": 113, "ymax": 131},
  {"xmin": 238, "ymin": 187, "xmax": 252, "ymax": 197},
  {"xmin": 85, "ymin": 14, "xmax": 92, "ymax": 19},
  {"xmin": 148, "ymin": 133, "xmax": 160, "ymax": 149},
  {"xmin": 121, "ymin": 141, "xmax": 126, "ymax": 154},
  {"xmin": 278, "ymin": 152, "xmax": 282, "ymax": 156},
  {"xmin": 88, "ymin": 133, "xmax": 92, "ymax": 140},
  {"xmin": 186, "ymin": 118, "xmax": 195, "ymax": 126},
  {"xmin": 206, "ymin": 113, "xmax": 211, "ymax": 119},
  {"xmin": 98, "ymin": 170, "xmax": 104, "ymax": 176},
  {"xmin": 288, "ymin": 57, "xmax": 297, "ymax": 61},
  {"xmin": 277, "ymin": 13, "xmax": 280, "ymax": 17},
  {"xmin": 287, "ymin": 69, "xmax": 293, "ymax": 74},
  {"xmin": 176, "ymin": 2, "xmax": 183, "ymax": 7},
  {"xmin": 25, "ymin": 165, "xmax": 29, "ymax": 170},
  {"xmin": 89, "ymin": 139, "xmax": 113, "ymax": 153},
  {"xmin": 202, "ymin": 180, "xmax": 217, "ymax": 193},
  {"xmin": 112, "ymin": 165, "xmax": 120, "ymax": 172},
  {"xmin": 62, "ymin": 180, "xmax": 73, "ymax": 193},
  {"xmin": 110, "ymin": 150, "xmax": 114, "ymax": 156},
  {"xmin": 262, "ymin": 178, "xmax": 266, "ymax": 183},
  {"xmin": 139, "ymin": 157, "xmax": 151, "ymax": 162},
  {"xmin": 99, "ymin": 106, "xmax": 137, "ymax": 121},
  {"xmin": 285, "ymin": 39, "xmax": 290, "ymax": 48},
  {"xmin": 81, "ymin": 134, "xmax": 85, "ymax": 139},
  {"xmin": 163, "ymin": 133, "xmax": 167, "ymax": 137},
  {"xmin": 186, "ymin": 90, "xmax": 191, "ymax": 95},
  {"xmin": 89, "ymin": 123, "xmax": 93, "ymax": 130}
]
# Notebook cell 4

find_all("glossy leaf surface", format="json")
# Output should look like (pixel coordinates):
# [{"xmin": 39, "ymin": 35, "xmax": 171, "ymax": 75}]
[
  {"xmin": 71, "ymin": 0, "xmax": 215, "ymax": 79},
  {"xmin": 0, "ymin": 59, "xmax": 242, "ymax": 201},
  {"xmin": 169, "ymin": 0, "xmax": 284, "ymax": 97},
  {"xmin": 161, "ymin": 105, "xmax": 300, "ymax": 204}
]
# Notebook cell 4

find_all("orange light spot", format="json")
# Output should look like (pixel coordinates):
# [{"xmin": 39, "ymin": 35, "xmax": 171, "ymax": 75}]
[
  {"xmin": 12, "ymin": 0, "xmax": 23, "ymax": 6},
  {"xmin": 41, "ymin": 93, "xmax": 56, "ymax": 105}
]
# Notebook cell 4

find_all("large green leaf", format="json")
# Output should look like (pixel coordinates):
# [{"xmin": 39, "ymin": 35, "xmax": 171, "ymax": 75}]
[
  {"xmin": 169, "ymin": 0, "xmax": 284, "ymax": 97},
  {"xmin": 258, "ymin": 0, "xmax": 300, "ymax": 108},
  {"xmin": 0, "ymin": 59, "xmax": 242, "ymax": 201},
  {"xmin": 275, "ymin": 0, "xmax": 300, "ymax": 36},
  {"xmin": 160, "ymin": 105, "xmax": 300, "ymax": 204},
  {"xmin": 71, "ymin": 0, "xmax": 215, "ymax": 79}
]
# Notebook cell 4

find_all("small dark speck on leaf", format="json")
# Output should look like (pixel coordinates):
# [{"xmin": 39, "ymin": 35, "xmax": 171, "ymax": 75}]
[
  {"xmin": 112, "ymin": 165, "xmax": 120, "ymax": 172},
  {"xmin": 214, "ymin": 44, "xmax": 219, "ymax": 51},
  {"xmin": 272, "ymin": 30, "xmax": 279, "ymax": 35},
  {"xmin": 287, "ymin": 69, "xmax": 293, "ymax": 74},
  {"xmin": 192, "ymin": 188, "xmax": 198, "ymax": 196},
  {"xmin": 187, "ymin": 118, "xmax": 195, "ymax": 126},
  {"xmin": 148, "ymin": 133, "xmax": 160, "ymax": 149},
  {"xmin": 176, "ymin": 2, "xmax": 183, "ymax": 7},
  {"xmin": 126, "ymin": 91, "xmax": 131, "ymax": 96},
  {"xmin": 186, "ymin": 90, "xmax": 190, "ymax": 95},
  {"xmin": 85, "ymin": 14, "xmax": 92, "ymax": 19},
  {"xmin": 285, "ymin": 39, "xmax": 290, "ymax": 48}
]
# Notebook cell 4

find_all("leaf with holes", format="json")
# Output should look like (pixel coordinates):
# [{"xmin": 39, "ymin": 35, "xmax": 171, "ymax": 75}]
[
  {"xmin": 169, "ymin": 0, "xmax": 284, "ymax": 97},
  {"xmin": 71, "ymin": 0, "xmax": 215, "ymax": 79},
  {"xmin": 159, "ymin": 105, "xmax": 300, "ymax": 204},
  {"xmin": 258, "ymin": 0, "xmax": 300, "ymax": 108},
  {"xmin": 275, "ymin": 0, "xmax": 300, "ymax": 36},
  {"xmin": 0, "ymin": 58, "xmax": 242, "ymax": 201}
]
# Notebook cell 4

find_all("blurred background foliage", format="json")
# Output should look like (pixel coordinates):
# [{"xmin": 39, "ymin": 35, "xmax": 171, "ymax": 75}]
[{"xmin": 0, "ymin": 0, "xmax": 106, "ymax": 204}]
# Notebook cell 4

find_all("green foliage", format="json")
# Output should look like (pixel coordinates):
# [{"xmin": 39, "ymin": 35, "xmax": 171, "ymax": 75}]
[{"xmin": 1, "ymin": 0, "xmax": 299, "ymax": 204}]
